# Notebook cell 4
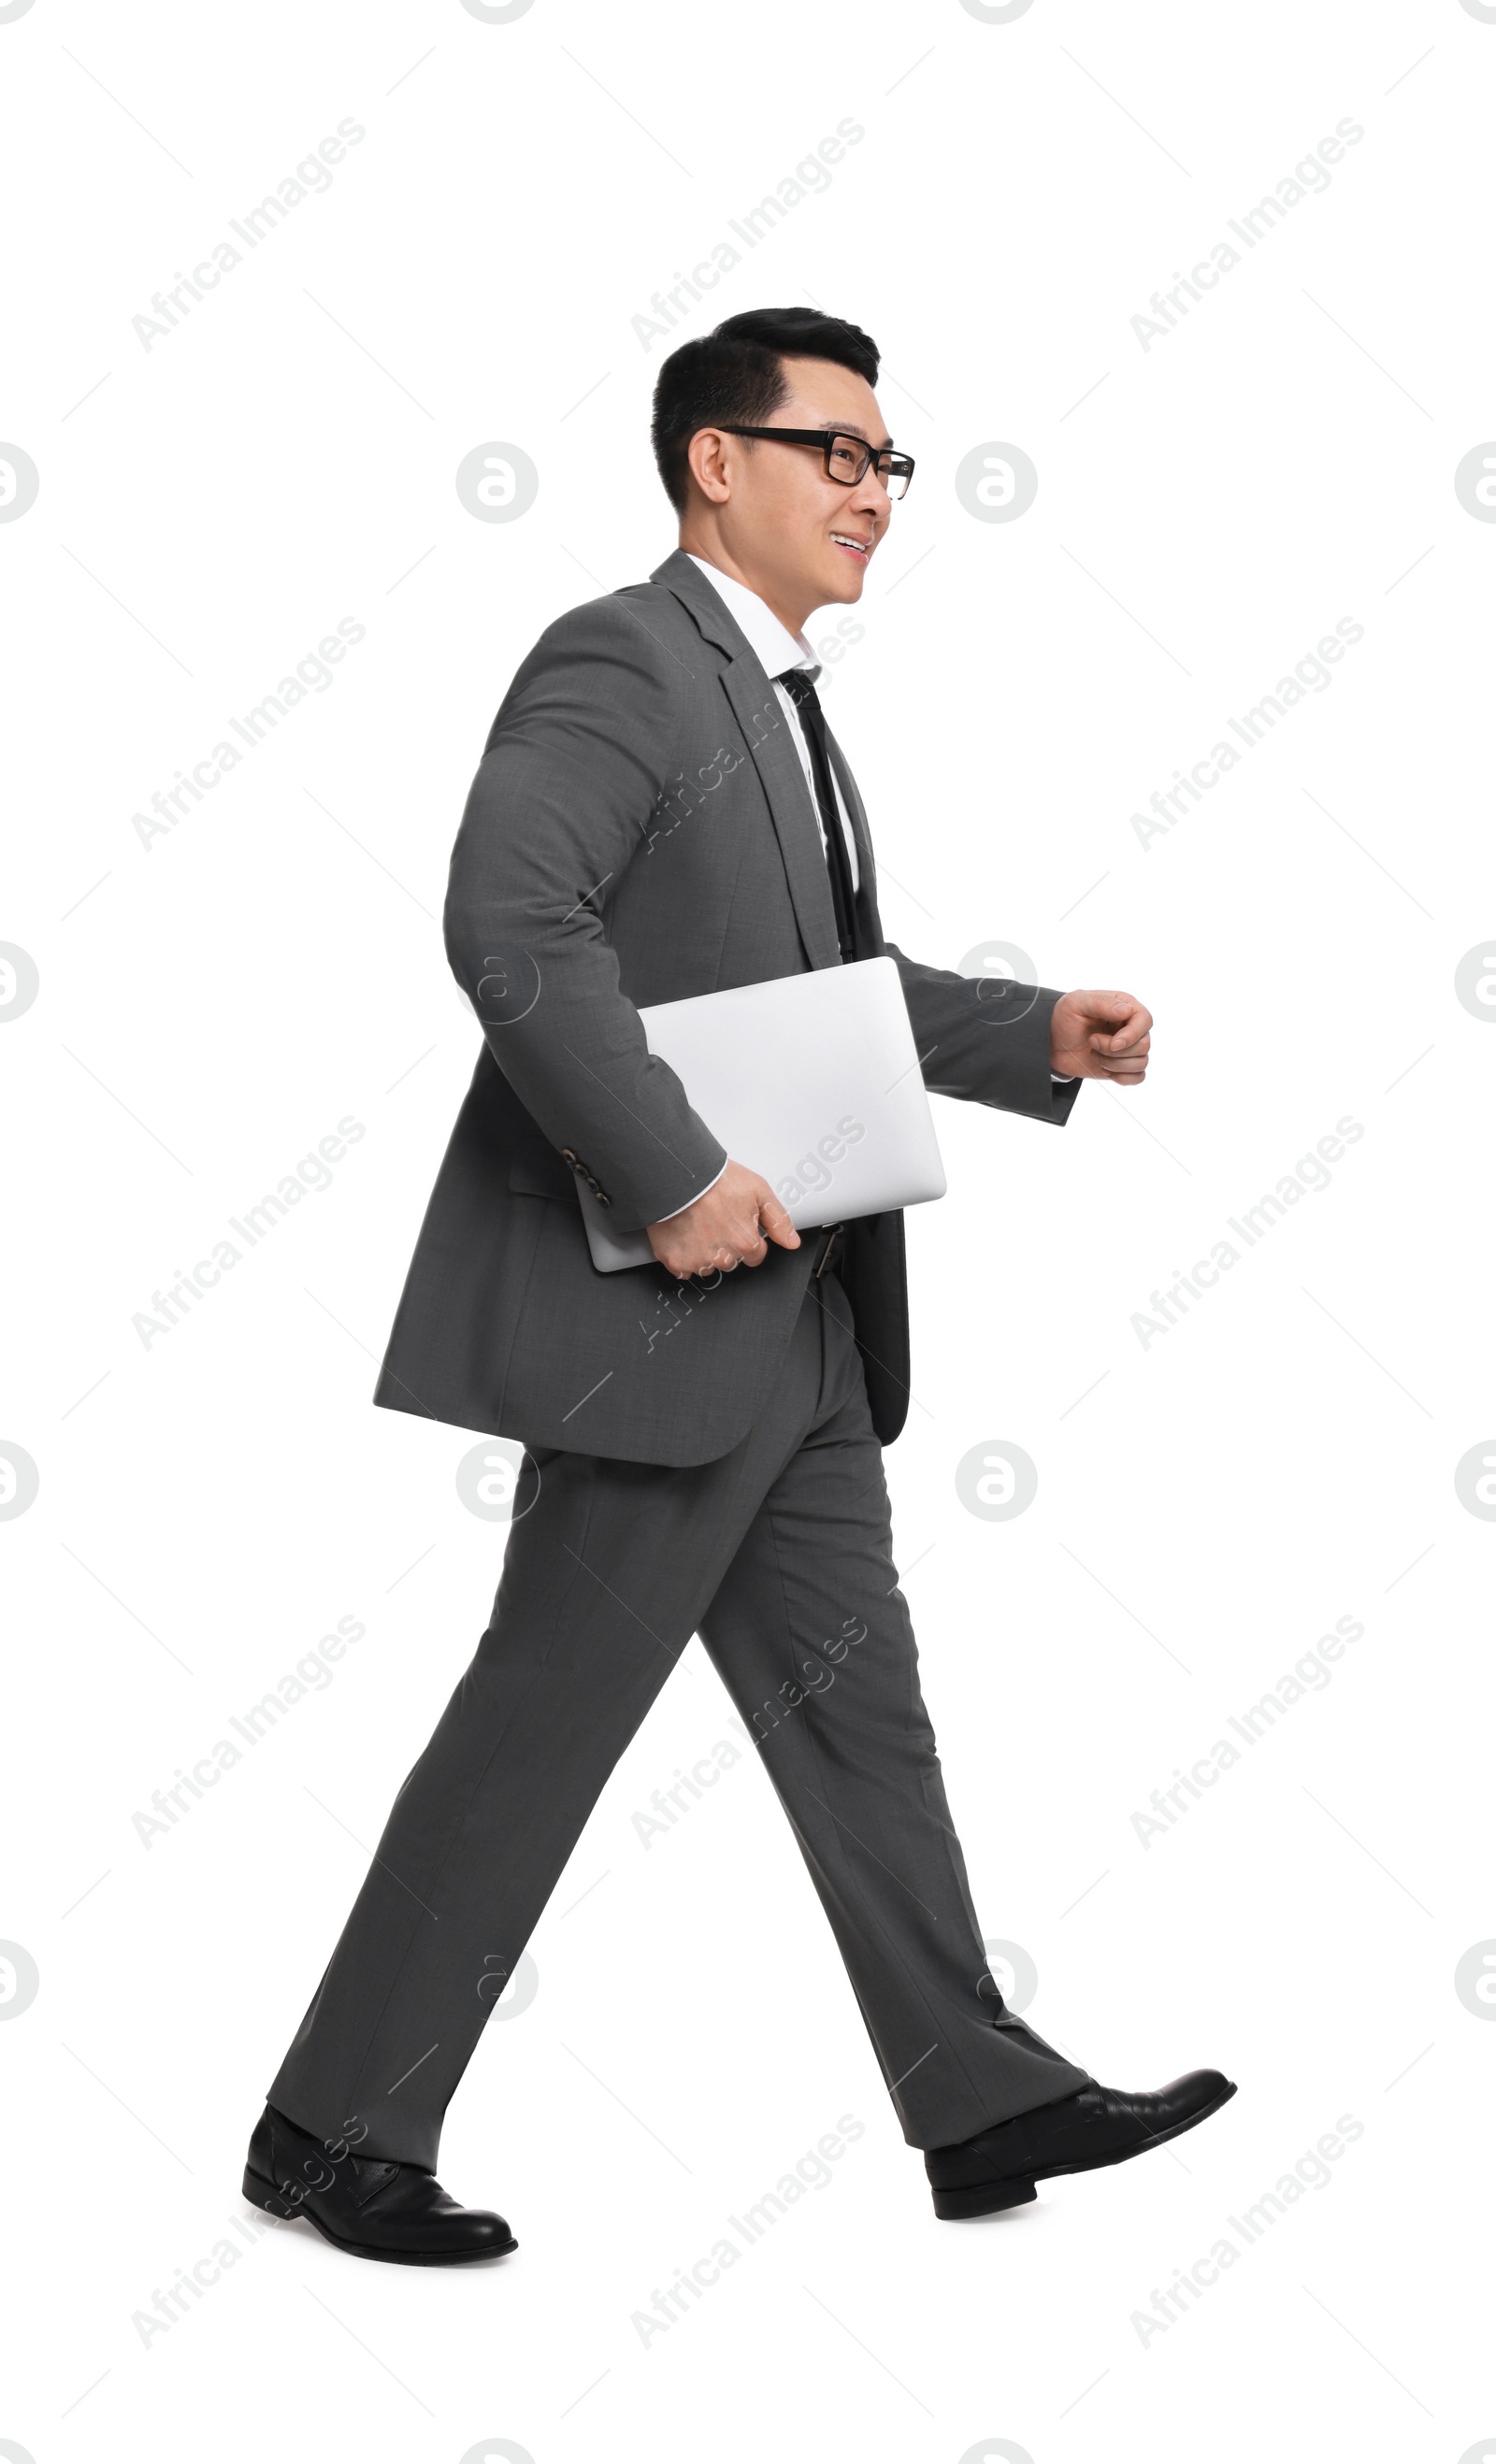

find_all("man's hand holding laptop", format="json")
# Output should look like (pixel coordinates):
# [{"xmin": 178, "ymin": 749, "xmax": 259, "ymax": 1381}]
[{"xmin": 649, "ymin": 1161, "xmax": 800, "ymax": 1280}]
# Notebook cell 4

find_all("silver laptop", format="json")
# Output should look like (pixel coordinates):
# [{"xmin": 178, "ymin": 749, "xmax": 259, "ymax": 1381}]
[{"xmin": 577, "ymin": 956, "xmax": 946, "ymax": 1272}]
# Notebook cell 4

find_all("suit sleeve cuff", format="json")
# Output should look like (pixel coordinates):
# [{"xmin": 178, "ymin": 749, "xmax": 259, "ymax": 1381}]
[{"xmin": 655, "ymin": 1157, "xmax": 728, "ymax": 1222}]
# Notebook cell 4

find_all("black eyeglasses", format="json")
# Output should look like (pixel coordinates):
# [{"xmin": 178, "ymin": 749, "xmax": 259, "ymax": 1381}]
[{"xmin": 717, "ymin": 426, "xmax": 915, "ymax": 500}]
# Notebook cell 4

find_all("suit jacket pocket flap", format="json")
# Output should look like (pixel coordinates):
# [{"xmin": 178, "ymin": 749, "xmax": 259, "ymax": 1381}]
[{"xmin": 507, "ymin": 1150, "xmax": 577, "ymax": 1202}]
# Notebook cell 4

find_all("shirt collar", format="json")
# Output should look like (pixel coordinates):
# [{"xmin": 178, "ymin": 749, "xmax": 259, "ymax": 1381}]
[{"xmin": 684, "ymin": 553, "xmax": 821, "ymax": 684}]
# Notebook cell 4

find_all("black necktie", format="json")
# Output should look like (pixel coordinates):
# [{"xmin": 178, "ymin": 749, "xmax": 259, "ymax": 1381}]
[{"xmin": 777, "ymin": 667, "xmax": 862, "ymax": 964}]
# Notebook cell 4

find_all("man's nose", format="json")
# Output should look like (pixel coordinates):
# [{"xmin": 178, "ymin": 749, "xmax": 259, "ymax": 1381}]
[{"xmin": 846, "ymin": 468, "xmax": 889, "ymax": 523}]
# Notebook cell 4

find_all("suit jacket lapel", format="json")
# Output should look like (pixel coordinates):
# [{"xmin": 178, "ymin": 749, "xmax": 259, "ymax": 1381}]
[{"xmin": 649, "ymin": 551, "xmax": 842, "ymax": 972}]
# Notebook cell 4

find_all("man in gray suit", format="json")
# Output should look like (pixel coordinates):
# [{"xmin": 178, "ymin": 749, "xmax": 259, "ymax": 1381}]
[{"xmin": 246, "ymin": 308, "xmax": 1233, "ymax": 2263}]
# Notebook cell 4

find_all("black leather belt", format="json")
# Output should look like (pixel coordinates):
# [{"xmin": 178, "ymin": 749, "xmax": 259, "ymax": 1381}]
[{"xmin": 811, "ymin": 1222, "xmax": 847, "ymax": 1280}]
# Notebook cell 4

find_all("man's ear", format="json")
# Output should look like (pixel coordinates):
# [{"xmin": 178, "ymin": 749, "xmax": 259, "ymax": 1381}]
[{"xmin": 687, "ymin": 427, "xmax": 733, "ymax": 506}]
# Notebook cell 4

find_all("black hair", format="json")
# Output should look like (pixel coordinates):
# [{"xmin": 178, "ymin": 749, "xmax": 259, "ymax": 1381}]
[{"xmin": 650, "ymin": 308, "xmax": 881, "ymax": 514}]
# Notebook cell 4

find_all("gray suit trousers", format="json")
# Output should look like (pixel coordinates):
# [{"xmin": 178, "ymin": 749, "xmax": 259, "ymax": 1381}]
[{"xmin": 268, "ymin": 1270, "xmax": 1094, "ymax": 2164}]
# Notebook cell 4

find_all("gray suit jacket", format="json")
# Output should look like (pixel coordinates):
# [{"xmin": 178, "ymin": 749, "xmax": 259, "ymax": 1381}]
[{"xmin": 373, "ymin": 550, "xmax": 1079, "ymax": 1466}]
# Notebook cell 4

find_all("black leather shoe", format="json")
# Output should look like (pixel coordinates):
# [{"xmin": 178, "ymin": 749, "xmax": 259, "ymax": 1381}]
[
  {"xmin": 926, "ymin": 2070, "xmax": 1237, "ymax": 2219},
  {"xmin": 243, "ymin": 2104, "xmax": 517, "ymax": 2265}
]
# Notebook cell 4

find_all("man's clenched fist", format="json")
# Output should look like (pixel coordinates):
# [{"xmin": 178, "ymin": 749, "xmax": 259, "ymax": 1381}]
[
  {"xmin": 648, "ymin": 1160, "xmax": 801, "ymax": 1279},
  {"xmin": 1051, "ymin": 989, "xmax": 1153, "ymax": 1085}
]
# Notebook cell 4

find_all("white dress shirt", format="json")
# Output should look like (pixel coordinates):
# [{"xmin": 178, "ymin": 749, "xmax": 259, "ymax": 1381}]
[
  {"xmin": 684, "ymin": 556, "xmax": 861, "ymax": 895},
  {"xmin": 658, "ymin": 556, "xmax": 1068, "ymax": 1222}
]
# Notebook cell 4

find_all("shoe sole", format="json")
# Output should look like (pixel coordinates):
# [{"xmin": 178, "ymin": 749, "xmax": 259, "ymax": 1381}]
[
  {"xmin": 930, "ymin": 2079, "xmax": 1239, "ymax": 2220},
  {"xmin": 242, "ymin": 2166, "xmax": 519, "ymax": 2265}
]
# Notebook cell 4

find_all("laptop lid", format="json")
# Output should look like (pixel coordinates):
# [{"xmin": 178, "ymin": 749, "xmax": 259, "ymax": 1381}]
[{"xmin": 576, "ymin": 956, "xmax": 945, "ymax": 1272}]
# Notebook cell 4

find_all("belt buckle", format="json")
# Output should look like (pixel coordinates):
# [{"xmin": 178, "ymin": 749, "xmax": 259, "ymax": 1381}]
[{"xmin": 813, "ymin": 1222, "xmax": 845, "ymax": 1280}]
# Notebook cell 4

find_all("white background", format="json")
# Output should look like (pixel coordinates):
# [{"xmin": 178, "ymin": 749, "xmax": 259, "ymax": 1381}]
[{"xmin": 3, "ymin": 0, "xmax": 1493, "ymax": 2457}]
